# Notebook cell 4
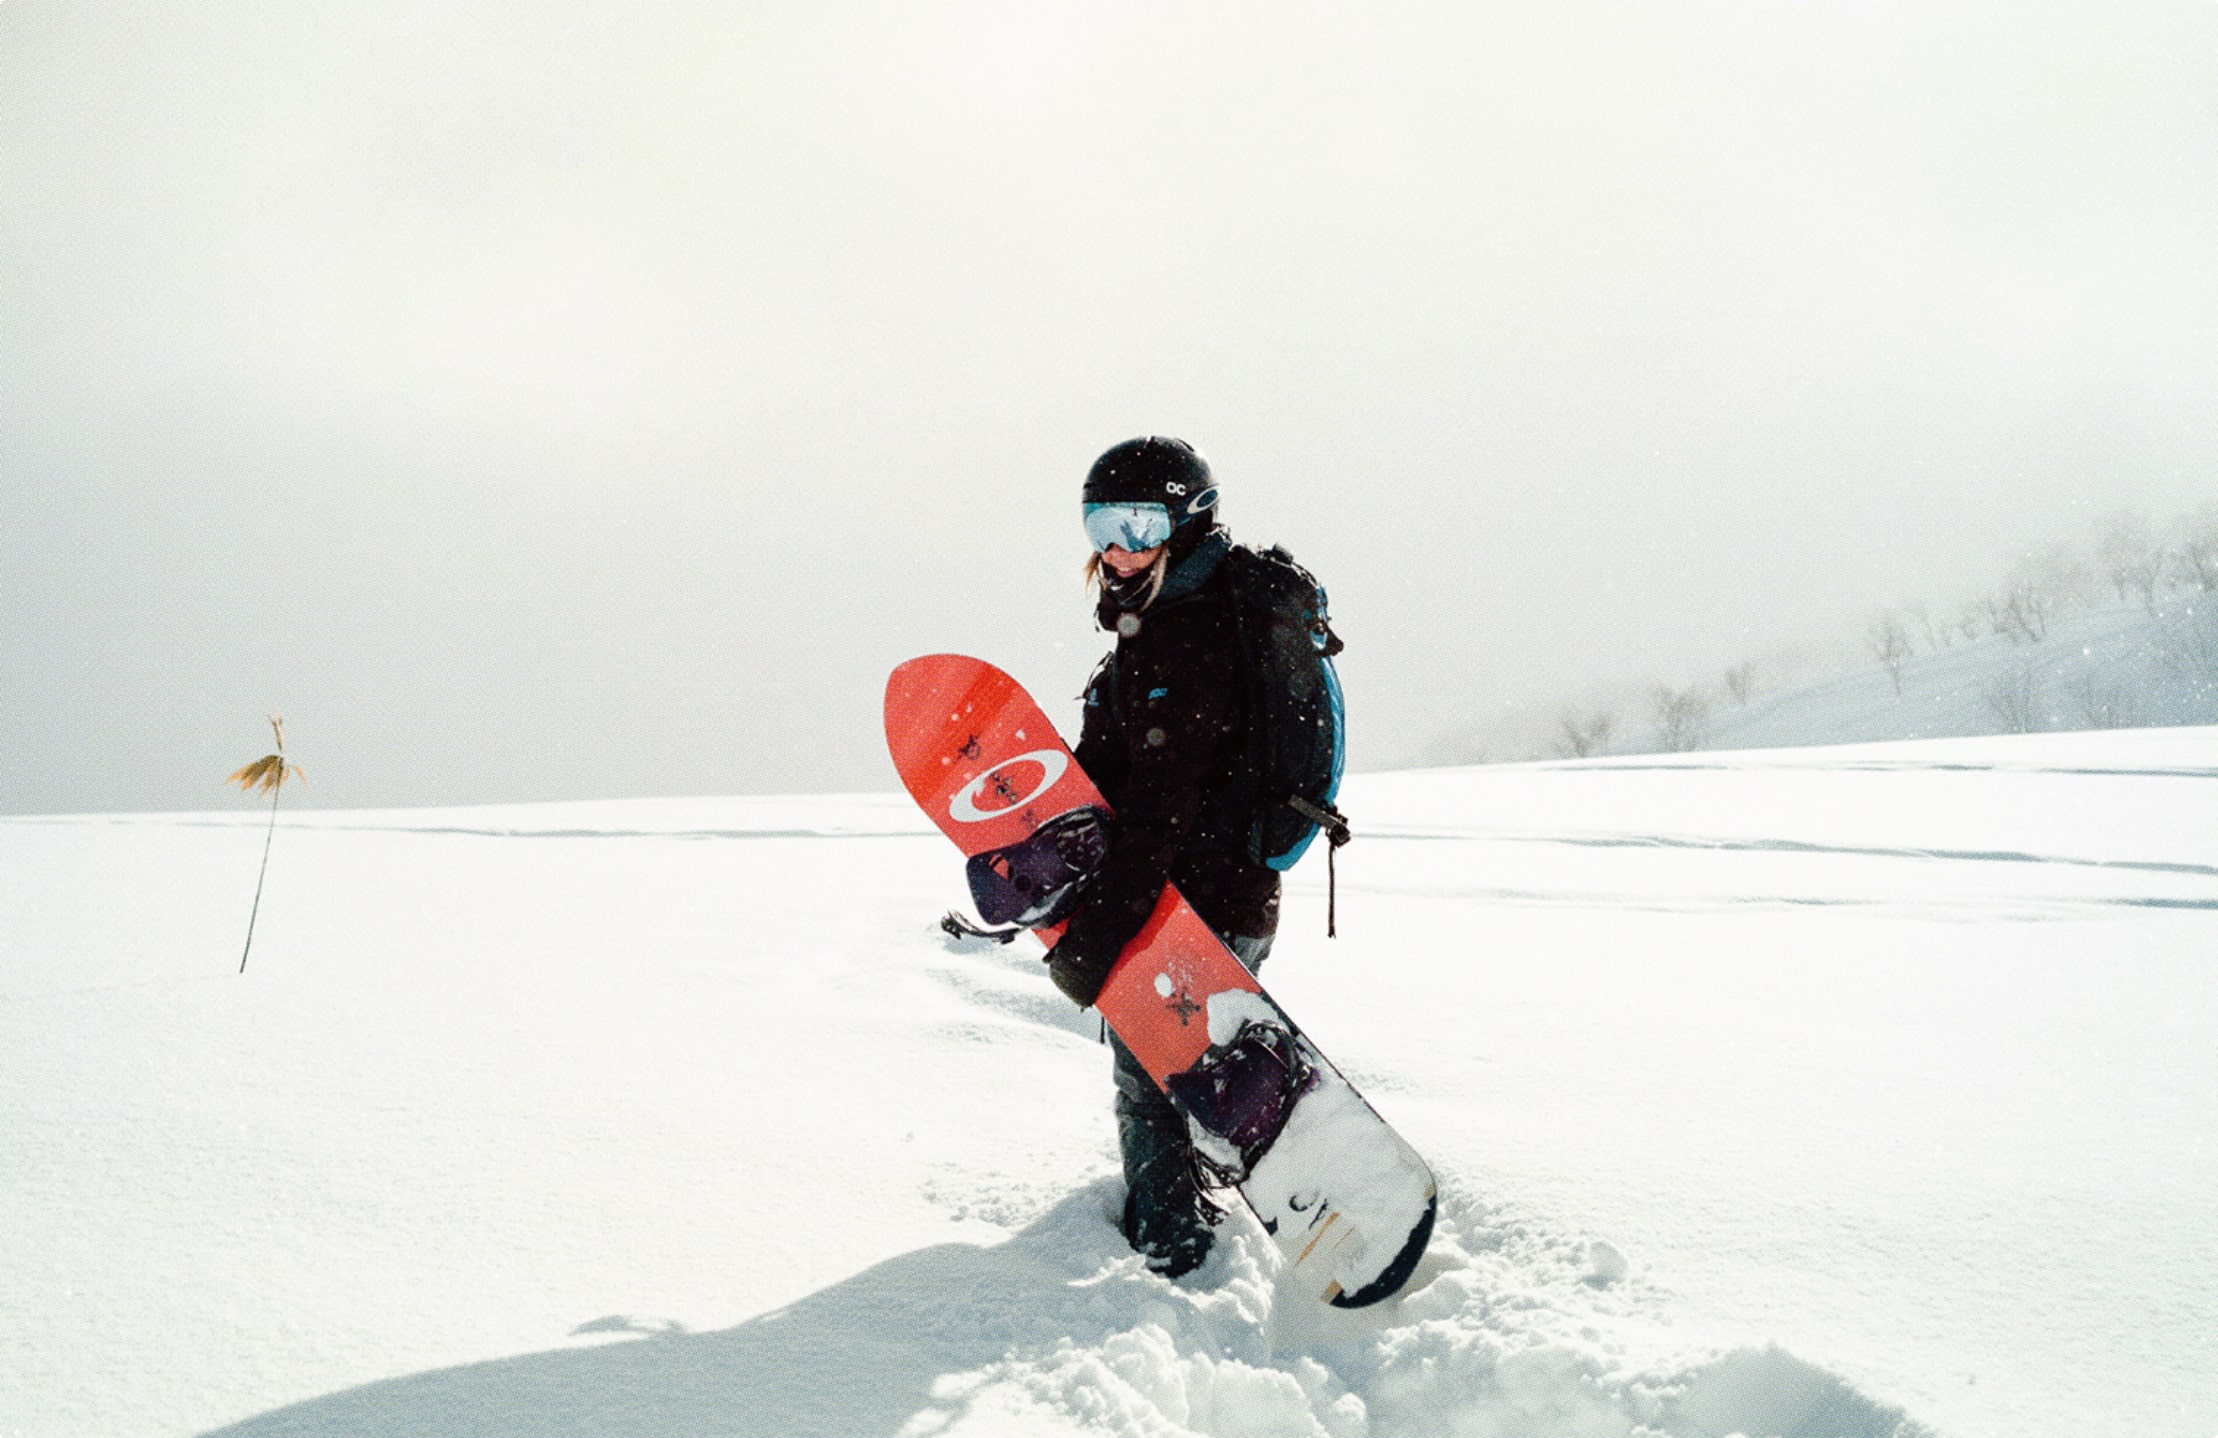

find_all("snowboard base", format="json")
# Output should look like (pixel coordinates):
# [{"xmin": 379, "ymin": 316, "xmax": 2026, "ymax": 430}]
[{"xmin": 1307, "ymin": 1192, "xmax": 1437, "ymax": 1307}]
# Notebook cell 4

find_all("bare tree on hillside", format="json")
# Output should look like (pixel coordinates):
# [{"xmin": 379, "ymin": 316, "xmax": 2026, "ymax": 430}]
[
  {"xmin": 1867, "ymin": 613, "xmax": 1913, "ymax": 694},
  {"xmin": 2171, "ymin": 509, "xmax": 2218, "ymax": 592},
  {"xmin": 1651, "ymin": 685, "xmax": 1710, "ymax": 752},
  {"xmin": 1988, "ymin": 583, "xmax": 2055, "ymax": 644},
  {"xmin": 1555, "ymin": 710, "xmax": 1615, "ymax": 758},
  {"xmin": 1981, "ymin": 545, "xmax": 2092, "ymax": 644},
  {"xmin": 1721, "ymin": 661, "xmax": 1757, "ymax": 706},
  {"xmin": 1902, "ymin": 601, "xmax": 1947, "ymax": 651},
  {"xmin": 2099, "ymin": 512, "xmax": 2163, "ymax": 608},
  {"xmin": 1954, "ymin": 603, "xmax": 1990, "ymax": 645},
  {"xmin": 1982, "ymin": 664, "xmax": 2044, "ymax": 734},
  {"xmin": 2066, "ymin": 675, "xmax": 2137, "ymax": 730}
]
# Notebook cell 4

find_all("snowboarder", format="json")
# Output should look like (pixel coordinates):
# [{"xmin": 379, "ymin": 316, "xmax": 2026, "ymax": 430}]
[{"xmin": 1046, "ymin": 436, "xmax": 1288, "ymax": 1279}]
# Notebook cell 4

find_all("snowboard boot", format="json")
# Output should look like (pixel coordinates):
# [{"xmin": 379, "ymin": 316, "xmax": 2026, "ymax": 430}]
[
  {"xmin": 1114, "ymin": 1041, "xmax": 1223, "ymax": 1278},
  {"xmin": 1122, "ymin": 1149, "xmax": 1221, "ymax": 1279}
]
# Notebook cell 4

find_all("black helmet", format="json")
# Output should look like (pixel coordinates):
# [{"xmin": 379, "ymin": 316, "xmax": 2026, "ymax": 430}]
[{"xmin": 1082, "ymin": 437, "xmax": 1219, "ymax": 528}]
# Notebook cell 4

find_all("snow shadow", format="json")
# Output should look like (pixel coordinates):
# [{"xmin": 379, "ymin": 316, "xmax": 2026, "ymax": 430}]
[
  {"xmin": 1663, "ymin": 1347, "xmax": 1939, "ymax": 1438},
  {"xmin": 198, "ymin": 1181, "xmax": 1934, "ymax": 1438},
  {"xmin": 198, "ymin": 1190, "xmax": 1122, "ymax": 1438}
]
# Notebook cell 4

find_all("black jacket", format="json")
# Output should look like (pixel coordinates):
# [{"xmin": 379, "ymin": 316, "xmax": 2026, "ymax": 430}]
[{"xmin": 1060, "ymin": 531, "xmax": 1281, "ymax": 969}]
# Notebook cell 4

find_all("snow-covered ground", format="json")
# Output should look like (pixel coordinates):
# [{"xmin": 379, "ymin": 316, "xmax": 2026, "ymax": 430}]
[{"xmin": 4, "ymin": 727, "xmax": 2214, "ymax": 1438}]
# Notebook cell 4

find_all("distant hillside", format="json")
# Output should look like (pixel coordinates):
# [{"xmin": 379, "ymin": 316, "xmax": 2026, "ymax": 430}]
[
  {"xmin": 1417, "ymin": 507, "xmax": 2218, "ymax": 767},
  {"xmin": 1414, "ymin": 590, "xmax": 2218, "ymax": 766},
  {"xmin": 1645, "ymin": 593, "xmax": 2218, "ymax": 755}
]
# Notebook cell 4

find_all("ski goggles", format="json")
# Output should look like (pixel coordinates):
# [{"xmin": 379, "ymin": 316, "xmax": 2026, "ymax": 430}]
[{"xmin": 1082, "ymin": 501, "xmax": 1175, "ymax": 554}]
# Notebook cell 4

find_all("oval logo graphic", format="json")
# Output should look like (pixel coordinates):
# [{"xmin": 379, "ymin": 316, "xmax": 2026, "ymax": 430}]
[{"xmin": 949, "ymin": 749, "xmax": 1069, "ymax": 823}]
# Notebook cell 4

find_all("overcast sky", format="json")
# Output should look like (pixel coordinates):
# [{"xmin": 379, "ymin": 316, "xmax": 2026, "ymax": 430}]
[{"xmin": 4, "ymin": 1, "xmax": 2213, "ymax": 815}]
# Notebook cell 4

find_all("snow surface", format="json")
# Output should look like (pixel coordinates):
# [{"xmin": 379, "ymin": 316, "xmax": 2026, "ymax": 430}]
[{"xmin": 4, "ymin": 730, "xmax": 2215, "ymax": 1438}]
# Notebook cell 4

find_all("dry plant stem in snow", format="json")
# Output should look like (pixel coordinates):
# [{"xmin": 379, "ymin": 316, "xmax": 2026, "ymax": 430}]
[{"xmin": 227, "ymin": 717, "xmax": 305, "ymax": 974}]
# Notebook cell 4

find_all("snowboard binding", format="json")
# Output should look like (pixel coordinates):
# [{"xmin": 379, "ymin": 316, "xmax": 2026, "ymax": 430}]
[
  {"xmin": 1166, "ymin": 1019, "xmax": 1317, "ymax": 1186},
  {"xmin": 941, "ymin": 805, "xmax": 1113, "ymax": 943}
]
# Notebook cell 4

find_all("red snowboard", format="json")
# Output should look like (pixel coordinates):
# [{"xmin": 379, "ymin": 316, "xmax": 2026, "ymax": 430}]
[{"xmin": 885, "ymin": 654, "xmax": 1435, "ymax": 1306}]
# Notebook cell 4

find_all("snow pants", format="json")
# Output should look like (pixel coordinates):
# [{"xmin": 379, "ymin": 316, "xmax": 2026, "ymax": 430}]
[{"xmin": 1109, "ymin": 931, "xmax": 1273, "ymax": 1271}]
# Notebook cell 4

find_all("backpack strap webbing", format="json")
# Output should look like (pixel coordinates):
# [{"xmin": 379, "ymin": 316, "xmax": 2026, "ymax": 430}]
[{"xmin": 1283, "ymin": 794, "xmax": 1353, "ymax": 936}]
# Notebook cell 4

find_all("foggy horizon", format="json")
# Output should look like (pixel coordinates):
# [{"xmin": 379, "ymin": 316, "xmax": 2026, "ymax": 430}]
[{"xmin": 5, "ymin": 2, "xmax": 2214, "ymax": 816}]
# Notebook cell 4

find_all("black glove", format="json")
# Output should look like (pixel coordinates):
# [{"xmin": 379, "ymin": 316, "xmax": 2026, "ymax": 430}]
[{"xmin": 1044, "ymin": 933, "xmax": 1117, "ymax": 1009}]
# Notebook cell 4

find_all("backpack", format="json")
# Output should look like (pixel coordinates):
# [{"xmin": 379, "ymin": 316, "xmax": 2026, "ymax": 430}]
[{"xmin": 1218, "ymin": 542, "xmax": 1351, "ymax": 884}]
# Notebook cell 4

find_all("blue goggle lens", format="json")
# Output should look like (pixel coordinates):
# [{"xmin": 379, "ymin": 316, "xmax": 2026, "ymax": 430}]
[{"xmin": 1083, "ymin": 502, "xmax": 1175, "ymax": 554}]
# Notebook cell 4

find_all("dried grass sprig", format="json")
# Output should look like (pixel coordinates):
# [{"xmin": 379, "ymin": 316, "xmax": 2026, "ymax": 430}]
[{"xmin": 227, "ymin": 716, "xmax": 304, "ymax": 974}]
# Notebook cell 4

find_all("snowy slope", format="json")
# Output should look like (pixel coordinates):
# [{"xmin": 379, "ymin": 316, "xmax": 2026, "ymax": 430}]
[
  {"xmin": 3, "ymin": 731, "xmax": 2214, "ymax": 1438},
  {"xmin": 1683, "ymin": 594, "xmax": 2217, "ymax": 754}
]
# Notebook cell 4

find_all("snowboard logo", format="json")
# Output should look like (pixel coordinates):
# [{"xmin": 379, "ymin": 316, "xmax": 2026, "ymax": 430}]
[
  {"xmin": 948, "ymin": 749, "xmax": 1069, "ymax": 823},
  {"xmin": 1150, "ymin": 971, "xmax": 1205, "ymax": 1026}
]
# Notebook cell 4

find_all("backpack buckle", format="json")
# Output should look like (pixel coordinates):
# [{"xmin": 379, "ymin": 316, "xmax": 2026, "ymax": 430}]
[{"xmin": 1283, "ymin": 793, "xmax": 1351, "ymax": 848}]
